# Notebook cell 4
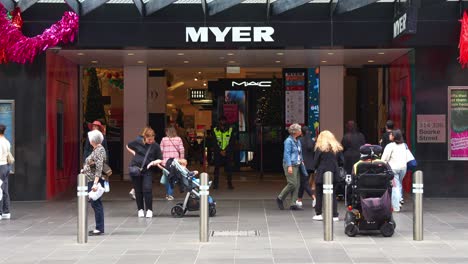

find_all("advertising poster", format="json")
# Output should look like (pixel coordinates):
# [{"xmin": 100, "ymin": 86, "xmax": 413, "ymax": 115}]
[
  {"xmin": 308, "ymin": 67, "xmax": 320, "ymax": 139},
  {"xmin": 223, "ymin": 103, "xmax": 239, "ymax": 125},
  {"xmin": 225, "ymin": 90, "xmax": 246, "ymax": 131},
  {"xmin": 448, "ymin": 87, "xmax": 468, "ymax": 160},
  {"xmin": 284, "ymin": 69, "xmax": 306, "ymax": 126},
  {"xmin": 0, "ymin": 100, "xmax": 15, "ymax": 172}
]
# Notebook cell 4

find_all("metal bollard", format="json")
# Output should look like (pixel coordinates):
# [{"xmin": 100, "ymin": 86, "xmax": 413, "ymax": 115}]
[
  {"xmin": 323, "ymin": 171, "xmax": 333, "ymax": 241},
  {"xmin": 199, "ymin": 173, "xmax": 209, "ymax": 242},
  {"xmin": 413, "ymin": 170, "xmax": 424, "ymax": 241},
  {"xmin": 77, "ymin": 173, "xmax": 88, "ymax": 244}
]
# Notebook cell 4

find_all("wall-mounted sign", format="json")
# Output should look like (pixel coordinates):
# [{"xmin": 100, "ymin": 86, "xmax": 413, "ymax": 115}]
[
  {"xmin": 186, "ymin": 27, "xmax": 275, "ymax": 43},
  {"xmin": 0, "ymin": 100, "xmax": 15, "ymax": 172},
  {"xmin": 284, "ymin": 69, "xmax": 306, "ymax": 126},
  {"xmin": 417, "ymin": 115, "xmax": 446, "ymax": 143},
  {"xmin": 308, "ymin": 68, "xmax": 320, "ymax": 139},
  {"xmin": 231, "ymin": 81, "xmax": 272, "ymax": 88},
  {"xmin": 393, "ymin": 8, "xmax": 418, "ymax": 39},
  {"xmin": 189, "ymin": 89, "xmax": 207, "ymax": 100},
  {"xmin": 448, "ymin": 87, "xmax": 468, "ymax": 160}
]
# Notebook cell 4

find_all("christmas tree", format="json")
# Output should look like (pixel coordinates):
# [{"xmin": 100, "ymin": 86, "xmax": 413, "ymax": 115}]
[
  {"xmin": 84, "ymin": 68, "xmax": 106, "ymax": 123},
  {"xmin": 256, "ymin": 78, "xmax": 283, "ymax": 126}
]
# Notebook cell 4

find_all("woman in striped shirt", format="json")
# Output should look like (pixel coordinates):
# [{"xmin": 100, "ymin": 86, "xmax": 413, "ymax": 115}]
[{"xmin": 159, "ymin": 126, "xmax": 185, "ymax": 200}]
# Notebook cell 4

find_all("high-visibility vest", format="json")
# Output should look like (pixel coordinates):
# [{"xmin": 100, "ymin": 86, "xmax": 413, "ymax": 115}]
[{"xmin": 214, "ymin": 127, "xmax": 232, "ymax": 151}]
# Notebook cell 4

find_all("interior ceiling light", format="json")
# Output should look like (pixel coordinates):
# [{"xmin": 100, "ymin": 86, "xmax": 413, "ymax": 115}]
[
  {"xmin": 228, "ymin": 60, "xmax": 236, "ymax": 64},
  {"xmin": 137, "ymin": 60, "xmax": 144, "ymax": 64},
  {"xmin": 177, "ymin": 53, "xmax": 185, "ymax": 56},
  {"xmin": 91, "ymin": 60, "xmax": 98, "ymax": 64},
  {"xmin": 276, "ymin": 52, "xmax": 284, "ymax": 56},
  {"xmin": 227, "ymin": 53, "xmax": 235, "ymax": 56},
  {"xmin": 203, "ymin": 82, "xmax": 207, "ymax": 86},
  {"xmin": 321, "ymin": 60, "xmax": 327, "ymax": 63},
  {"xmin": 77, "ymin": 52, "xmax": 84, "ymax": 56},
  {"xmin": 327, "ymin": 52, "xmax": 334, "ymax": 55},
  {"xmin": 198, "ymin": 71, "xmax": 202, "ymax": 74},
  {"xmin": 183, "ymin": 60, "xmax": 189, "ymax": 63},
  {"xmin": 194, "ymin": 78, "xmax": 198, "ymax": 81},
  {"xmin": 275, "ymin": 60, "xmax": 281, "ymax": 63},
  {"xmin": 128, "ymin": 53, "xmax": 135, "ymax": 56},
  {"xmin": 368, "ymin": 60, "xmax": 375, "ymax": 63},
  {"xmin": 378, "ymin": 52, "xmax": 385, "ymax": 55},
  {"xmin": 219, "ymin": 57, "xmax": 225, "ymax": 59},
  {"xmin": 168, "ymin": 81, "xmax": 184, "ymax": 91}
]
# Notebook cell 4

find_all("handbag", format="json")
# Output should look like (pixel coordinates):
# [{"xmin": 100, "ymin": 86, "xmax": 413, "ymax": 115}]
[
  {"xmin": 88, "ymin": 183, "xmax": 105, "ymax": 201},
  {"xmin": 102, "ymin": 162, "xmax": 112, "ymax": 180},
  {"xmin": 128, "ymin": 144, "xmax": 153, "ymax": 177},
  {"xmin": 405, "ymin": 144, "xmax": 417, "ymax": 171},
  {"xmin": 160, "ymin": 173, "xmax": 167, "ymax": 185},
  {"xmin": 6, "ymin": 151, "xmax": 14, "ymax": 165}
]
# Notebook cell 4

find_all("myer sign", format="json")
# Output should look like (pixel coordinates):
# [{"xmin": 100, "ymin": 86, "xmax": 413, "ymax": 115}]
[
  {"xmin": 393, "ymin": 8, "xmax": 417, "ymax": 40},
  {"xmin": 232, "ymin": 81, "xmax": 272, "ymax": 87},
  {"xmin": 186, "ymin": 27, "xmax": 275, "ymax": 43},
  {"xmin": 393, "ymin": 13, "xmax": 407, "ymax": 39}
]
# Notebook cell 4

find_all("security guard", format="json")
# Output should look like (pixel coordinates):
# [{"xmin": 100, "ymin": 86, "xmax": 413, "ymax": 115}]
[{"xmin": 213, "ymin": 116, "xmax": 234, "ymax": 189}]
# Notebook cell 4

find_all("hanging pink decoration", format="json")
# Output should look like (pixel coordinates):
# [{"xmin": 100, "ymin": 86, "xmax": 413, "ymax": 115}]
[
  {"xmin": 0, "ymin": 3, "xmax": 79, "ymax": 64},
  {"xmin": 459, "ymin": 11, "xmax": 468, "ymax": 68}
]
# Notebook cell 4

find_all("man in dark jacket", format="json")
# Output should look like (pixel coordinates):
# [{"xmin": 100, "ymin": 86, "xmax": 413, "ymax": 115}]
[{"xmin": 212, "ymin": 116, "xmax": 235, "ymax": 189}]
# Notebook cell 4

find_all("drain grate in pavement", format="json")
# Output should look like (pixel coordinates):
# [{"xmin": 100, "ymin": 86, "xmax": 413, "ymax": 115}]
[{"xmin": 210, "ymin": 230, "xmax": 260, "ymax": 237}]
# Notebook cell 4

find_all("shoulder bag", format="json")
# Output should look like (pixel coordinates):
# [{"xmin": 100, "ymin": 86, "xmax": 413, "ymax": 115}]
[
  {"xmin": 405, "ymin": 143, "xmax": 417, "ymax": 171},
  {"xmin": 129, "ymin": 145, "xmax": 153, "ymax": 177}
]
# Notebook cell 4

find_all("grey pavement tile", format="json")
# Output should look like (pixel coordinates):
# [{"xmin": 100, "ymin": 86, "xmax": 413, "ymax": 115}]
[
  {"xmin": 115, "ymin": 255, "xmax": 160, "ymax": 264},
  {"xmin": 431, "ymin": 258, "xmax": 468, "ymax": 264},
  {"xmin": 234, "ymin": 258, "xmax": 274, "ymax": 264}
]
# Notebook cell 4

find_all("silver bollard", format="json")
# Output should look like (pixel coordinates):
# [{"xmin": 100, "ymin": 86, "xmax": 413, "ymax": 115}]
[
  {"xmin": 199, "ymin": 172, "xmax": 209, "ymax": 242},
  {"xmin": 413, "ymin": 170, "xmax": 424, "ymax": 241},
  {"xmin": 323, "ymin": 171, "xmax": 333, "ymax": 241},
  {"xmin": 77, "ymin": 173, "xmax": 88, "ymax": 244}
]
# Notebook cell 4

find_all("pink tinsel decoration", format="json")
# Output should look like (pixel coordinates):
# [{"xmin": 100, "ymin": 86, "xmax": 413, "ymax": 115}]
[
  {"xmin": 0, "ymin": 3, "xmax": 79, "ymax": 64},
  {"xmin": 459, "ymin": 11, "xmax": 468, "ymax": 68}
]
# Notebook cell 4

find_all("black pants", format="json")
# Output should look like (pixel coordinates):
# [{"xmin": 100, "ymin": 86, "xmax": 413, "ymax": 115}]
[
  {"xmin": 315, "ymin": 183, "xmax": 338, "ymax": 217},
  {"xmin": 213, "ymin": 155, "xmax": 233, "ymax": 188},
  {"xmin": 131, "ymin": 171, "xmax": 153, "ymax": 211},
  {"xmin": 298, "ymin": 173, "xmax": 314, "ymax": 199},
  {"xmin": 88, "ymin": 179, "xmax": 105, "ymax": 233}
]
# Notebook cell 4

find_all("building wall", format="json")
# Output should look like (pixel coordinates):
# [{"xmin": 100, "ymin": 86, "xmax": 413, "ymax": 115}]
[
  {"xmin": 320, "ymin": 66, "xmax": 344, "ymax": 140},
  {"xmin": 0, "ymin": 55, "xmax": 47, "ymax": 200},
  {"xmin": 46, "ymin": 52, "xmax": 79, "ymax": 199}
]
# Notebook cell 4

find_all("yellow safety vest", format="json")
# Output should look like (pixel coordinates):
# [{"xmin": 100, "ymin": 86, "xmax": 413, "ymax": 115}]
[{"xmin": 214, "ymin": 127, "xmax": 232, "ymax": 151}]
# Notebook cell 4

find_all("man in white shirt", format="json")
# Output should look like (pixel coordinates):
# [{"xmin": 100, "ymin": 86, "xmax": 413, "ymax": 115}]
[{"xmin": 0, "ymin": 124, "xmax": 12, "ymax": 220}]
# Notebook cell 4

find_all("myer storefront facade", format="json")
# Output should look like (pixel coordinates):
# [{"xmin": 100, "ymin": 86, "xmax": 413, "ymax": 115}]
[{"xmin": 0, "ymin": 0, "xmax": 467, "ymax": 200}]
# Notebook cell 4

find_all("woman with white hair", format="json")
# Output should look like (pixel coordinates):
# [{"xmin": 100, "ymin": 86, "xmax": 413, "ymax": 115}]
[
  {"xmin": 82, "ymin": 129, "xmax": 106, "ymax": 236},
  {"xmin": 276, "ymin": 123, "xmax": 303, "ymax": 211}
]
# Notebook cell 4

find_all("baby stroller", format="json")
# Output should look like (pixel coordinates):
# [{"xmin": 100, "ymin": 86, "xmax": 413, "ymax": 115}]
[
  {"xmin": 344, "ymin": 145, "xmax": 395, "ymax": 237},
  {"xmin": 158, "ymin": 158, "xmax": 217, "ymax": 218}
]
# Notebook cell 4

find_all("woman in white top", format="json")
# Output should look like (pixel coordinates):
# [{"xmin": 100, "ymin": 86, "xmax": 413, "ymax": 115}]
[
  {"xmin": 381, "ymin": 129, "xmax": 407, "ymax": 212},
  {"xmin": 0, "ymin": 124, "xmax": 12, "ymax": 220}
]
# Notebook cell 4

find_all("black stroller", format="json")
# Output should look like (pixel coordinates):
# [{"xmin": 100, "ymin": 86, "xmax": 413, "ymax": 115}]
[
  {"xmin": 158, "ymin": 158, "xmax": 217, "ymax": 218},
  {"xmin": 344, "ymin": 145, "xmax": 396, "ymax": 237}
]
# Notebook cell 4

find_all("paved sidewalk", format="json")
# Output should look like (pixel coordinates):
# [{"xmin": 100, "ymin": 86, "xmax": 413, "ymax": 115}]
[{"xmin": 1, "ymin": 180, "xmax": 468, "ymax": 264}]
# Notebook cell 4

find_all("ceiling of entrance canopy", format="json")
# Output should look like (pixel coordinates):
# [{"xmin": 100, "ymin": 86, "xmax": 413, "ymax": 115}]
[{"xmin": 1, "ymin": 0, "xmax": 405, "ymax": 17}]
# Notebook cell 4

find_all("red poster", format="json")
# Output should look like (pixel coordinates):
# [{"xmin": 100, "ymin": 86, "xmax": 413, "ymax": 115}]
[{"xmin": 223, "ymin": 104, "xmax": 239, "ymax": 124}]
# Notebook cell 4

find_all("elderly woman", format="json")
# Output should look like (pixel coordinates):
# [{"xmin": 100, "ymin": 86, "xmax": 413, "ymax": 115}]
[
  {"xmin": 276, "ymin": 123, "xmax": 303, "ymax": 211},
  {"xmin": 127, "ymin": 127, "xmax": 162, "ymax": 218},
  {"xmin": 82, "ymin": 129, "xmax": 107, "ymax": 236}
]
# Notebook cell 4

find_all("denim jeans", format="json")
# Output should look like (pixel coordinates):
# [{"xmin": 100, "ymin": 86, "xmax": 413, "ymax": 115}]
[
  {"xmin": 88, "ymin": 179, "xmax": 104, "ymax": 233},
  {"xmin": 0, "ymin": 165, "xmax": 10, "ymax": 215},
  {"xmin": 392, "ymin": 168, "xmax": 407, "ymax": 211},
  {"xmin": 165, "ymin": 180, "xmax": 173, "ymax": 196}
]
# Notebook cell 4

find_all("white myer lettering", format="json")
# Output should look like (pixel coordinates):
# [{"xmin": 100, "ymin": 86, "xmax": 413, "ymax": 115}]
[
  {"xmin": 186, "ymin": 27, "xmax": 208, "ymax": 42},
  {"xmin": 232, "ymin": 81, "xmax": 272, "ymax": 87},
  {"xmin": 185, "ymin": 27, "xmax": 275, "ymax": 43},
  {"xmin": 393, "ymin": 13, "xmax": 407, "ymax": 38}
]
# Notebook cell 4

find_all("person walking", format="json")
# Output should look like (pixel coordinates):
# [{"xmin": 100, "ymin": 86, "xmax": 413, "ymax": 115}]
[
  {"xmin": 276, "ymin": 123, "xmax": 303, "ymax": 211},
  {"xmin": 159, "ymin": 126, "xmax": 185, "ymax": 200},
  {"xmin": 127, "ymin": 127, "xmax": 162, "ymax": 218},
  {"xmin": 0, "ymin": 124, "xmax": 12, "ymax": 220},
  {"xmin": 381, "ymin": 129, "xmax": 407, "ymax": 212},
  {"xmin": 342, "ymin": 121, "xmax": 366, "ymax": 175},
  {"xmin": 312, "ymin": 130, "xmax": 344, "ymax": 221},
  {"xmin": 296, "ymin": 126, "xmax": 316, "ymax": 208},
  {"xmin": 213, "ymin": 116, "xmax": 235, "ymax": 189},
  {"xmin": 380, "ymin": 120, "xmax": 394, "ymax": 149},
  {"xmin": 81, "ymin": 130, "xmax": 107, "ymax": 235}
]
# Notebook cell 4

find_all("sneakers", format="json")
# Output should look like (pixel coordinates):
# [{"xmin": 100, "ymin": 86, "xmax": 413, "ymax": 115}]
[
  {"xmin": 276, "ymin": 197, "xmax": 284, "ymax": 210},
  {"xmin": 88, "ymin": 229, "xmax": 103, "ymax": 236},
  {"xmin": 312, "ymin": 214, "xmax": 323, "ymax": 221},
  {"xmin": 295, "ymin": 200, "xmax": 303, "ymax": 208},
  {"xmin": 138, "ymin": 209, "xmax": 145, "ymax": 218},
  {"xmin": 165, "ymin": 195, "xmax": 174, "ymax": 201},
  {"xmin": 146, "ymin": 210, "xmax": 153, "ymax": 218},
  {"xmin": 2, "ymin": 213, "xmax": 10, "ymax": 219},
  {"xmin": 290, "ymin": 205, "xmax": 304, "ymax": 211},
  {"xmin": 129, "ymin": 189, "xmax": 136, "ymax": 200},
  {"xmin": 0, "ymin": 215, "xmax": 2, "ymax": 220},
  {"xmin": 312, "ymin": 215, "xmax": 338, "ymax": 221}
]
